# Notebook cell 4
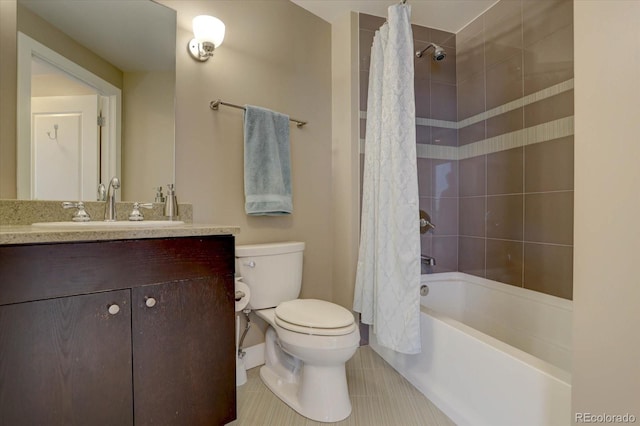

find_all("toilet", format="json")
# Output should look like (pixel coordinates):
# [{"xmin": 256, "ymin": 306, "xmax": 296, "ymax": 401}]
[{"xmin": 236, "ymin": 241, "xmax": 359, "ymax": 423}]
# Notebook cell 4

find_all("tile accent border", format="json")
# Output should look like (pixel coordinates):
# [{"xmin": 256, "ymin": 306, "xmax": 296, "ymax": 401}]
[
  {"xmin": 458, "ymin": 79, "xmax": 574, "ymax": 128},
  {"xmin": 458, "ymin": 116, "xmax": 574, "ymax": 160},
  {"xmin": 359, "ymin": 79, "xmax": 575, "ymax": 160}
]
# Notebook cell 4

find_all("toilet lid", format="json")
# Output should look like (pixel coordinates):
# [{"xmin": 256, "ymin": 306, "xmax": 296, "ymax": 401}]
[{"xmin": 275, "ymin": 299, "xmax": 355, "ymax": 336}]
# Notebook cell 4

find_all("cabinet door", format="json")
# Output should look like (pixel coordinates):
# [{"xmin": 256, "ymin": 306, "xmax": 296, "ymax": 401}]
[
  {"xmin": 0, "ymin": 290, "xmax": 133, "ymax": 426},
  {"xmin": 132, "ymin": 276, "xmax": 235, "ymax": 426}
]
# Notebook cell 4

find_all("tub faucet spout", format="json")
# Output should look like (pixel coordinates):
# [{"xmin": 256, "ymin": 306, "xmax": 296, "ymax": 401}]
[
  {"xmin": 421, "ymin": 255, "xmax": 436, "ymax": 274},
  {"xmin": 421, "ymin": 255, "xmax": 436, "ymax": 266},
  {"xmin": 104, "ymin": 177, "xmax": 120, "ymax": 221}
]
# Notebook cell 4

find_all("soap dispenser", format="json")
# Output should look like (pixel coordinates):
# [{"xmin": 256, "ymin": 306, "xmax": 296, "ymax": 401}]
[{"xmin": 164, "ymin": 184, "xmax": 179, "ymax": 220}]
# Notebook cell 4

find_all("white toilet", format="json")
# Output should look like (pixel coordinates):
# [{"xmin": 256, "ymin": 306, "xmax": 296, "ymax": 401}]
[{"xmin": 236, "ymin": 241, "xmax": 360, "ymax": 423}]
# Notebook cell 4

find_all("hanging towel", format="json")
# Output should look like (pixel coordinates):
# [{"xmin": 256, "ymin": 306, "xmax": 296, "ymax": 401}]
[{"xmin": 243, "ymin": 105, "xmax": 292, "ymax": 215}]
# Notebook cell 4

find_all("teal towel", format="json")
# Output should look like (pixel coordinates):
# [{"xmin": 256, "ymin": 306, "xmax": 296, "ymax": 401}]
[{"xmin": 243, "ymin": 105, "xmax": 292, "ymax": 215}]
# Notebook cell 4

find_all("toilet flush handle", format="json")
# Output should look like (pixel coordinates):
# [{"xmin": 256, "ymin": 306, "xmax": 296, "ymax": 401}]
[{"xmin": 243, "ymin": 260, "xmax": 256, "ymax": 268}]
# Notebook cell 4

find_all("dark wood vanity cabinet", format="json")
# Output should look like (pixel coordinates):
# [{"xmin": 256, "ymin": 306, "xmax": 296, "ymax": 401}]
[
  {"xmin": 0, "ymin": 289, "xmax": 134, "ymax": 425},
  {"xmin": 0, "ymin": 235, "xmax": 236, "ymax": 426}
]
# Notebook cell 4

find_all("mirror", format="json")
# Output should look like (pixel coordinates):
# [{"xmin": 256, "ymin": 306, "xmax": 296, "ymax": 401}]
[{"xmin": 12, "ymin": 0, "xmax": 176, "ymax": 202}]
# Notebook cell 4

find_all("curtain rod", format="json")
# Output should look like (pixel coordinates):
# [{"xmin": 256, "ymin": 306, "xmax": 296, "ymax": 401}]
[{"xmin": 209, "ymin": 99, "xmax": 307, "ymax": 128}]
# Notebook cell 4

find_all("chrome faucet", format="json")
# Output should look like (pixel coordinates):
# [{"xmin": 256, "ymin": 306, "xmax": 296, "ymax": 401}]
[
  {"xmin": 421, "ymin": 255, "xmax": 436, "ymax": 266},
  {"xmin": 421, "ymin": 255, "xmax": 436, "ymax": 274},
  {"xmin": 104, "ymin": 177, "xmax": 120, "ymax": 221}
]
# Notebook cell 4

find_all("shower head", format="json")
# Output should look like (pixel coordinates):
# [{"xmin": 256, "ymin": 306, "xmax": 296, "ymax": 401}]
[
  {"xmin": 416, "ymin": 43, "xmax": 446, "ymax": 61},
  {"xmin": 432, "ymin": 45, "xmax": 447, "ymax": 61}
]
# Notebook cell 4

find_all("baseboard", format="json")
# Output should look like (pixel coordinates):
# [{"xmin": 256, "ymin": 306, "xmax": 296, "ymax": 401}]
[{"xmin": 242, "ymin": 343, "xmax": 265, "ymax": 370}]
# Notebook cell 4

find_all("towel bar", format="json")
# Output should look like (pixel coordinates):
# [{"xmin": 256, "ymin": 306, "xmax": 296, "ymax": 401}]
[{"xmin": 210, "ymin": 99, "xmax": 307, "ymax": 127}]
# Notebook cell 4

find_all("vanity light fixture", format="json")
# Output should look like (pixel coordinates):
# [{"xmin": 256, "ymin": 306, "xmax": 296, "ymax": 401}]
[{"xmin": 188, "ymin": 15, "xmax": 225, "ymax": 62}]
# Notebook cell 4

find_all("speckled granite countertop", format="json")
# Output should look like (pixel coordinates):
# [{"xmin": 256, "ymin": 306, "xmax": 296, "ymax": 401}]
[
  {"xmin": 0, "ymin": 199, "xmax": 239, "ymax": 245},
  {"xmin": 0, "ymin": 223, "xmax": 240, "ymax": 245}
]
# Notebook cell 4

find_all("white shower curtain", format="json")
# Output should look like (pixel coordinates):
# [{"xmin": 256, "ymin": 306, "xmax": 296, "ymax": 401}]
[{"xmin": 353, "ymin": 3, "xmax": 421, "ymax": 354}]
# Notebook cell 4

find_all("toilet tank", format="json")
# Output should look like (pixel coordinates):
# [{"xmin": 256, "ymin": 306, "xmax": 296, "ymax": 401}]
[{"xmin": 235, "ymin": 241, "xmax": 305, "ymax": 309}]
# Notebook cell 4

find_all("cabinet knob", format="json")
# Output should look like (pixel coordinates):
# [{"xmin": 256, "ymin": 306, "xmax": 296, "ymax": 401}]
[
  {"xmin": 244, "ymin": 261, "xmax": 256, "ymax": 268},
  {"xmin": 108, "ymin": 304, "xmax": 120, "ymax": 315},
  {"xmin": 145, "ymin": 297, "xmax": 157, "ymax": 308}
]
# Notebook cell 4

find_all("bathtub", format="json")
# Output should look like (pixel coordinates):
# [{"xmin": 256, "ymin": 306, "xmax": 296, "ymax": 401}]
[{"xmin": 369, "ymin": 272, "xmax": 572, "ymax": 426}]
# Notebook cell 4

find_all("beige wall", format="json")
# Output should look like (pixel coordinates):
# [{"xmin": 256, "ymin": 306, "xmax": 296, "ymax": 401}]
[
  {"xmin": 167, "ymin": 0, "xmax": 332, "ymax": 298},
  {"xmin": 0, "ymin": 0, "xmax": 17, "ymax": 198},
  {"xmin": 0, "ymin": 1, "xmax": 366, "ymax": 315},
  {"xmin": 573, "ymin": 0, "xmax": 640, "ymax": 421},
  {"xmin": 2, "ymin": 0, "xmax": 334, "ymax": 348},
  {"xmin": 160, "ymin": 0, "xmax": 333, "ymax": 344},
  {"xmin": 121, "ymin": 71, "xmax": 175, "ymax": 202},
  {"xmin": 16, "ymin": 3, "xmax": 122, "ymax": 89},
  {"xmin": 331, "ymin": 12, "xmax": 360, "ymax": 310}
]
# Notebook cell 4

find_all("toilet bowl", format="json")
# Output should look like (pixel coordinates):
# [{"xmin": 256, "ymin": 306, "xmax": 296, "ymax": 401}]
[
  {"xmin": 257, "ymin": 305, "xmax": 359, "ymax": 422},
  {"xmin": 236, "ymin": 242, "xmax": 360, "ymax": 422}
]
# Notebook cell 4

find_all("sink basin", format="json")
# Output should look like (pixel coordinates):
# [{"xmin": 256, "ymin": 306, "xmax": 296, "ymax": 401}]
[{"xmin": 32, "ymin": 220, "xmax": 185, "ymax": 229}]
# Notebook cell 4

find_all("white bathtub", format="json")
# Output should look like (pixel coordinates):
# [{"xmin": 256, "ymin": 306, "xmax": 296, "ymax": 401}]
[{"xmin": 370, "ymin": 272, "xmax": 572, "ymax": 426}]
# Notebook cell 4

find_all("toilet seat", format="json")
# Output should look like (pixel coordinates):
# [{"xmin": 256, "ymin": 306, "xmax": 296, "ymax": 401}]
[
  {"xmin": 275, "ymin": 299, "xmax": 356, "ymax": 336},
  {"xmin": 275, "ymin": 316, "xmax": 357, "ymax": 336}
]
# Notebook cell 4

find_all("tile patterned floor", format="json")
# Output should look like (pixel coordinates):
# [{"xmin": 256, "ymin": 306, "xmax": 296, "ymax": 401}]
[{"xmin": 227, "ymin": 345, "xmax": 455, "ymax": 426}]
